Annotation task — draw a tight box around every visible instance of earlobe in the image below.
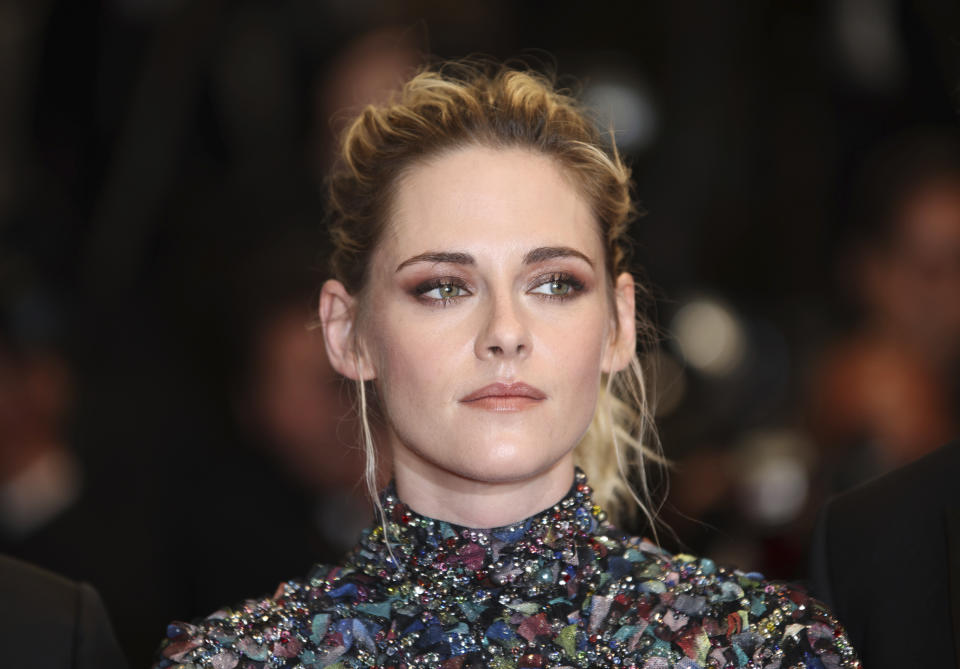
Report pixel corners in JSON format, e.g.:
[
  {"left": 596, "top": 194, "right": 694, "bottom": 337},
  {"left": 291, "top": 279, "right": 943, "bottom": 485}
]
[
  {"left": 602, "top": 272, "right": 637, "bottom": 374},
  {"left": 319, "top": 279, "right": 376, "bottom": 381}
]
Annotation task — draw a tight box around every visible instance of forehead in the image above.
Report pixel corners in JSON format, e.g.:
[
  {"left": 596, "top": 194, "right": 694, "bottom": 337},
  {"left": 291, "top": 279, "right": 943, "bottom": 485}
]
[{"left": 380, "top": 145, "right": 602, "bottom": 261}]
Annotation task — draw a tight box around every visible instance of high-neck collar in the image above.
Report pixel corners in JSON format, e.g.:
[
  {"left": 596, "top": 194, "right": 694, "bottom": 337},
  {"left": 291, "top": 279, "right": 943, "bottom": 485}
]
[{"left": 348, "top": 468, "right": 610, "bottom": 589}]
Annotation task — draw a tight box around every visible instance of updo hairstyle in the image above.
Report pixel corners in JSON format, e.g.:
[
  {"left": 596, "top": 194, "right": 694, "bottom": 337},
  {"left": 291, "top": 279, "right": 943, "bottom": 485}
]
[{"left": 325, "top": 59, "right": 662, "bottom": 529}]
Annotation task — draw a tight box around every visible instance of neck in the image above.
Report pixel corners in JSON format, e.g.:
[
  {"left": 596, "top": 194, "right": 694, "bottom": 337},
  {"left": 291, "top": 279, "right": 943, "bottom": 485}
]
[{"left": 391, "top": 453, "right": 575, "bottom": 528}]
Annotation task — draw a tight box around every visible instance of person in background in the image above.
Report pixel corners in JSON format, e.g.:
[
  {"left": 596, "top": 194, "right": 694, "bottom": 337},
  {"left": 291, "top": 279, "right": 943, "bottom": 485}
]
[
  {"left": 0, "top": 553, "right": 127, "bottom": 669},
  {"left": 810, "top": 128, "right": 960, "bottom": 490},
  {"left": 226, "top": 232, "right": 385, "bottom": 564},
  {"left": 808, "top": 128, "right": 960, "bottom": 668},
  {"left": 0, "top": 261, "right": 78, "bottom": 547},
  {"left": 810, "top": 438, "right": 960, "bottom": 668}
]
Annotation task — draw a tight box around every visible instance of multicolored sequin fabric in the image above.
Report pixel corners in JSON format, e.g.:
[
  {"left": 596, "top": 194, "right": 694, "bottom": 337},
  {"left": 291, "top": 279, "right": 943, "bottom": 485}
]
[{"left": 155, "top": 470, "right": 860, "bottom": 668}]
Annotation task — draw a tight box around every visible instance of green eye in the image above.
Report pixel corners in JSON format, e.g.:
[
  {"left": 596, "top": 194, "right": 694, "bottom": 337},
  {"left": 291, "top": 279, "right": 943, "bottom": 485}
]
[
  {"left": 422, "top": 282, "right": 467, "bottom": 300},
  {"left": 529, "top": 272, "right": 585, "bottom": 299},
  {"left": 532, "top": 278, "right": 573, "bottom": 296},
  {"left": 437, "top": 283, "right": 462, "bottom": 298}
]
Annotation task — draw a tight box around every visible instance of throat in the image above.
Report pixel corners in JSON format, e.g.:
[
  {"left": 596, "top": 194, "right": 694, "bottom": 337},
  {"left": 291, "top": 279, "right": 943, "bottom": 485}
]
[{"left": 391, "top": 456, "right": 576, "bottom": 528}]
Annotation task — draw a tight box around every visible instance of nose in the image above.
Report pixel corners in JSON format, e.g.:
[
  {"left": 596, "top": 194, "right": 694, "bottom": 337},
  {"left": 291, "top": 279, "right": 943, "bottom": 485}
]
[{"left": 475, "top": 292, "right": 532, "bottom": 360}]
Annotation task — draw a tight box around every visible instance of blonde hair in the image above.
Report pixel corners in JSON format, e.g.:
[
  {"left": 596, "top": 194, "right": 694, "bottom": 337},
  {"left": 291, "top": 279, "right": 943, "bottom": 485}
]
[{"left": 325, "top": 59, "right": 663, "bottom": 531}]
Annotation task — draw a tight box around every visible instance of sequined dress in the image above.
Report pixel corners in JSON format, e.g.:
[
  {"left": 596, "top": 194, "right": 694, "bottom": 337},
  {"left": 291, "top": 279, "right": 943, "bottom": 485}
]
[{"left": 155, "top": 471, "right": 860, "bottom": 668}]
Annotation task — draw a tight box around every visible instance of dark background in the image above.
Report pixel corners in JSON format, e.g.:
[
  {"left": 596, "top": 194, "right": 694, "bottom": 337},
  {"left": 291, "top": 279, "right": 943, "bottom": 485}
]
[{"left": 1, "top": 1, "right": 958, "bottom": 664}]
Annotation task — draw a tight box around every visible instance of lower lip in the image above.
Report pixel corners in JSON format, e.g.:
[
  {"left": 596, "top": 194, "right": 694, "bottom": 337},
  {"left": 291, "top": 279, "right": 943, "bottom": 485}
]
[{"left": 461, "top": 396, "right": 544, "bottom": 412}]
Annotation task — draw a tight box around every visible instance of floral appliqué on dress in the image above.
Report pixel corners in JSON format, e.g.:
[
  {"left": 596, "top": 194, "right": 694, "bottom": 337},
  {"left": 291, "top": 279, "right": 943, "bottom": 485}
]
[{"left": 155, "top": 470, "right": 860, "bottom": 668}]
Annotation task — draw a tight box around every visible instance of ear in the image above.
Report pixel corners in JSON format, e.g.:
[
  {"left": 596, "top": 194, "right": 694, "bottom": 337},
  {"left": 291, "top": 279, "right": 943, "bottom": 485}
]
[
  {"left": 319, "top": 279, "right": 377, "bottom": 381},
  {"left": 602, "top": 272, "right": 637, "bottom": 374}
]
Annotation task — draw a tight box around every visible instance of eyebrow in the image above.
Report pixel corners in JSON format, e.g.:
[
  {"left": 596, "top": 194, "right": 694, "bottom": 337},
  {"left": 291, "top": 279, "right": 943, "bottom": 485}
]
[
  {"left": 395, "top": 246, "right": 594, "bottom": 272},
  {"left": 522, "top": 246, "right": 594, "bottom": 268},
  {"left": 395, "top": 252, "right": 475, "bottom": 272}
]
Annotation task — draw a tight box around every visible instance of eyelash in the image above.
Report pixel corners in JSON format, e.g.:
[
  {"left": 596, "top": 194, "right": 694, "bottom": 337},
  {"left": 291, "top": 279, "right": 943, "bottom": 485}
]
[
  {"left": 528, "top": 272, "right": 586, "bottom": 301},
  {"left": 412, "top": 272, "right": 586, "bottom": 306},
  {"left": 413, "top": 277, "right": 471, "bottom": 306}
]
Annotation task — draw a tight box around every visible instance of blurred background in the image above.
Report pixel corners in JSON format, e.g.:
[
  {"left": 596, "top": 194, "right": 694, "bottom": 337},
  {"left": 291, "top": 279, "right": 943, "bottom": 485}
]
[{"left": 1, "top": 0, "right": 958, "bottom": 664}]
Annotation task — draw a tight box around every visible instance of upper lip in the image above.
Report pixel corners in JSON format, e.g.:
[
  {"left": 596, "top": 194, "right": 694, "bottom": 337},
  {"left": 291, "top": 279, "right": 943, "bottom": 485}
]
[{"left": 459, "top": 382, "right": 547, "bottom": 402}]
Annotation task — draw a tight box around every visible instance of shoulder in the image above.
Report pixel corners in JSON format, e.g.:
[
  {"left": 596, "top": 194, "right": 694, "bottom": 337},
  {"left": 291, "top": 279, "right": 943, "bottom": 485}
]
[
  {"left": 809, "top": 441, "right": 959, "bottom": 661},
  {"left": 826, "top": 439, "right": 960, "bottom": 522},
  {"left": 153, "top": 564, "right": 356, "bottom": 669},
  {"left": 0, "top": 553, "right": 78, "bottom": 612},
  {"left": 0, "top": 554, "right": 127, "bottom": 669},
  {"left": 815, "top": 439, "right": 960, "bottom": 569},
  {"left": 0, "top": 553, "right": 111, "bottom": 626},
  {"left": 594, "top": 532, "right": 861, "bottom": 667}
]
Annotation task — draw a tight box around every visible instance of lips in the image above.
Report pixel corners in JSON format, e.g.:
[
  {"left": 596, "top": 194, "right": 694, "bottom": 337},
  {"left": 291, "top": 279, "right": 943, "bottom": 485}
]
[{"left": 459, "top": 382, "right": 546, "bottom": 411}]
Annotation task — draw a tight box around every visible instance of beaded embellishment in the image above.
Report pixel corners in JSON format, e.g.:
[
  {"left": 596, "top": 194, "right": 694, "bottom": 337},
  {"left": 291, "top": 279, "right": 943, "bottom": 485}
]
[{"left": 156, "top": 470, "right": 860, "bottom": 668}]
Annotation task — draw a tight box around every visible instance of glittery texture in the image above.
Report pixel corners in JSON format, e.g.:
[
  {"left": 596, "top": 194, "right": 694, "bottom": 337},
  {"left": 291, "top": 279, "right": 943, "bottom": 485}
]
[{"left": 154, "top": 470, "right": 861, "bottom": 668}]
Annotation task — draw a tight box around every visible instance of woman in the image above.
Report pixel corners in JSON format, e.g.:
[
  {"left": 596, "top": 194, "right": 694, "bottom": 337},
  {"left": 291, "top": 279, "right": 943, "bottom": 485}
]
[{"left": 155, "top": 62, "right": 860, "bottom": 669}]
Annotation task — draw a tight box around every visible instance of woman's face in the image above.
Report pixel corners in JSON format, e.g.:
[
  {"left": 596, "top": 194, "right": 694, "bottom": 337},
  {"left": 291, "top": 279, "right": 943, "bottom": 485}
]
[{"left": 325, "top": 145, "right": 634, "bottom": 512}]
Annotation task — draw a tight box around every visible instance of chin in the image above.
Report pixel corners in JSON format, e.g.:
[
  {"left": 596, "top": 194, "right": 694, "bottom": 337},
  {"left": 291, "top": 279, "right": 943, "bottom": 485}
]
[{"left": 448, "top": 440, "right": 573, "bottom": 484}]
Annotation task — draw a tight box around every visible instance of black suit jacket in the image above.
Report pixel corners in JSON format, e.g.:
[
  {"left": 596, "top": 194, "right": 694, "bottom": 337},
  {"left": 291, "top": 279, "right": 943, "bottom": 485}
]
[
  {"left": 0, "top": 555, "right": 128, "bottom": 669},
  {"left": 810, "top": 439, "right": 960, "bottom": 668}
]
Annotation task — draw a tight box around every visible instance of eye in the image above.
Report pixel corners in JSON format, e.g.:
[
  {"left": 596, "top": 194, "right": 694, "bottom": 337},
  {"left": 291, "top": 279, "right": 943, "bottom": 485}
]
[
  {"left": 530, "top": 273, "right": 584, "bottom": 299},
  {"left": 414, "top": 279, "right": 472, "bottom": 303},
  {"left": 535, "top": 279, "right": 573, "bottom": 296},
  {"left": 426, "top": 283, "right": 466, "bottom": 299}
]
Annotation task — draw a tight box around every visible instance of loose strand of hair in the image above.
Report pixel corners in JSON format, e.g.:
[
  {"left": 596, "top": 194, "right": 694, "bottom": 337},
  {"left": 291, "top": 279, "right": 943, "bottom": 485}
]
[{"left": 354, "top": 356, "right": 399, "bottom": 570}]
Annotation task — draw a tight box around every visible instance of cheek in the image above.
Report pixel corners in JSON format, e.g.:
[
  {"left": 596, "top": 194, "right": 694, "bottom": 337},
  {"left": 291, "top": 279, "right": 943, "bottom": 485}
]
[
  {"left": 541, "top": 307, "right": 609, "bottom": 382},
  {"left": 370, "top": 314, "right": 463, "bottom": 412}
]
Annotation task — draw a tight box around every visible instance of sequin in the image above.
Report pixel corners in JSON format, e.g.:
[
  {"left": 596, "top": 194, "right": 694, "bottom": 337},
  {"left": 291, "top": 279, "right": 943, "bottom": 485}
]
[{"left": 153, "top": 469, "right": 861, "bottom": 669}]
